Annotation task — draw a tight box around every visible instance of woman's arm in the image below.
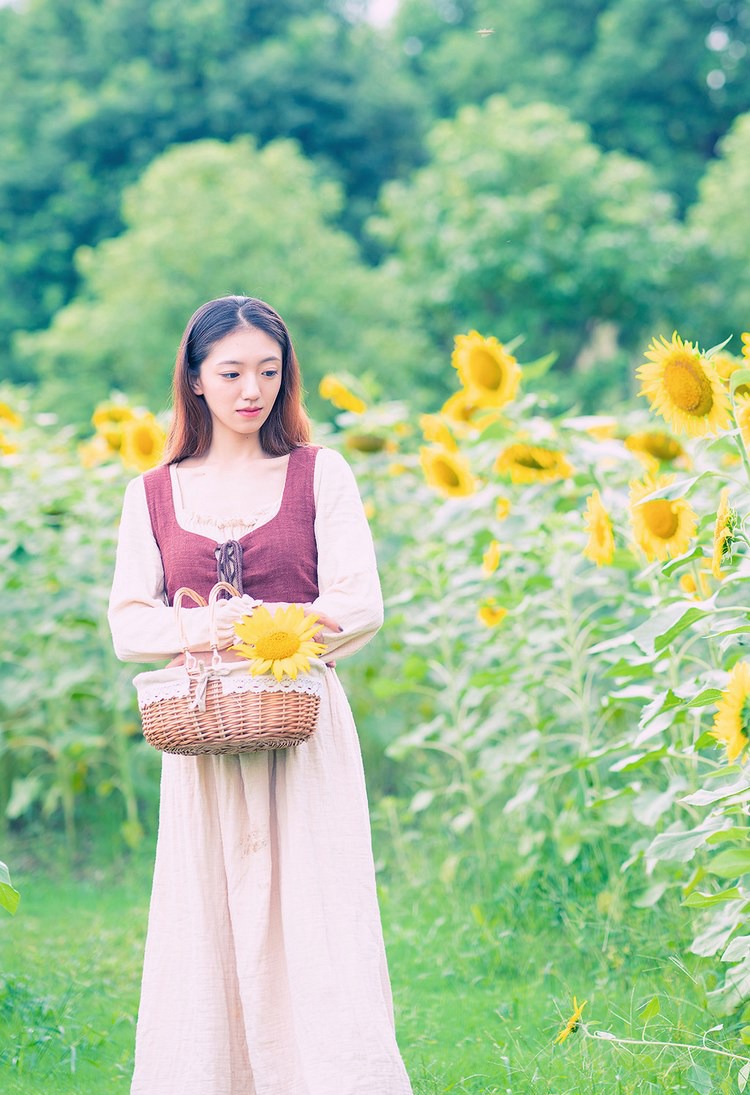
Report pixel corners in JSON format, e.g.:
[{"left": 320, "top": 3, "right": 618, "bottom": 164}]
[
  {"left": 107, "top": 477, "right": 252, "bottom": 663},
  {"left": 308, "top": 447, "right": 384, "bottom": 661}
]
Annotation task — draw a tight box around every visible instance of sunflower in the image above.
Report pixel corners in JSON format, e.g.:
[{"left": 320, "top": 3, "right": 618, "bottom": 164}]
[
  {"left": 494, "top": 443, "right": 573, "bottom": 484},
  {"left": 714, "top": 351, "right": 750, "bottom": 397},
  {"left": 451, "top": 330, "right": 522, "bottom": 409},
  {"left": 742, "top": 332, "right": 750, "bottom": 360},
  {"left": 554, "top": 997, "right": 587, "bottom": 1045},
  {"left": 92, "top": 401, "right": 136, "bottom": 450},
  {"left": 624, "top": 430, "right": 685, "bottom": 465},
  {"left": 319, "top": 375, "right": 366, "bottom": 415},
  {"left": 712, "top": 488, "right": 739, "bottom": 580},
  {"left": 419, "top": 413, "right": 458, "bottom": 451},
  {"left": 495, "top": 497, "right": 511, "bottom": 520},
  {"left": 481, "top": 540, "right": 501, "bottom": 576},
  {"left": 712, "top": 662, "right": 750, "bottom": 763},
  {"left": 679, "top": 573, "right": 698, "bottom": 597},
  {"left": 420, "top": 446, "right": 476, "bottom": 498},
  {"left": 344, "top": 432, "right": 388, "bottom": 453},
  {"left": 0, "top": 401, "right": 22, "bottom": 430},
  {"left": 629, "top": 474, "right": 697, "bottom": 562},
  {"left": 119, "top": 413, "right": 166, "bottom": 472},
  {"left": 79, "top": 433, "right": 114, "bottom": 468},
  {"left": 0, "top": 434, "right": 17, "bottom": 455},
  {"left": 232, "top": 604, "right": 327, "bottom": 681},
  {"left": 637, "top": 332, "right": 731, "bottom": 437},
  {"left": 478, "top": 598, "right": 507, "bottom": 627},
  {"left": 583, "top": 490, "right": 615, "bottom": 566},
  {"left": 441, "top": 389, "right": 477, "bottom": 425}
]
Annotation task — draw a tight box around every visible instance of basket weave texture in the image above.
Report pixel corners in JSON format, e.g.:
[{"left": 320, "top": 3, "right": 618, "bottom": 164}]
[
  {"left": 133, "top": 582, "right": 322, "bottom": 756},
  {"left": 140, "top": 679, "right": 320, "bottom": 755}
]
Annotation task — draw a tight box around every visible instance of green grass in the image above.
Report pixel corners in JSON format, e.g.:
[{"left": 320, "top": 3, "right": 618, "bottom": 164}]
[{"left": 1, "top": 808, "right": 749, "bottom": 1094}]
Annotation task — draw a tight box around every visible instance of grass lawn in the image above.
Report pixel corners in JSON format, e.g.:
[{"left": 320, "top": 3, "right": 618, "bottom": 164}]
[{"left": 1, "top": 806, "right": 748, "bottom": 1094}]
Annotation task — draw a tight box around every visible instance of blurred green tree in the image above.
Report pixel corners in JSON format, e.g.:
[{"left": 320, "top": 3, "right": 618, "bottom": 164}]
[
  {"left": 19, "top": 137, "right": 434, "bottom": 421},
  {"left": 674, "top": 112, "right": 750, "bottom": 352},
  {"left": 369, "top": 95, "right": 683, "bottom": 371},
  {"left": 392, "top": 0, "right": 750, "bottom": 209},
  {"left": 0, "top": 0, "right": 429, "bottom": 380}
]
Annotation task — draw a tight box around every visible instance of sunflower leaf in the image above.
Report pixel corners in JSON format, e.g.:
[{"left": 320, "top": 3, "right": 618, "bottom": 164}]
[
  {"left": 682, "top": 887, "right": 742, "bottom": 908},
  {"left": 706, "top": 849, "right": 750, "bottom": 879},
  {"left": 704, "top": 334, "right": 733, "bottom": 357}
]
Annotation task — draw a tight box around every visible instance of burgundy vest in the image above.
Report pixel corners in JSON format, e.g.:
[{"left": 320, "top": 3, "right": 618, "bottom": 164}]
[{"left": 142, "top": 445, "right": 320, "bottom": 606}]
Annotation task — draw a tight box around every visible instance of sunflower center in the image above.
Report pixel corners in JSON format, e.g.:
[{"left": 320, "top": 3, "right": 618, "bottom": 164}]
[
  {"left": 663, "top": 359, "right": 714, "bottom": 417},
  {"left": 254, "top": 630, "right": 301, "bottom": 661},
  {"left": 517, "top": 452, "right": 548, "bottom": 470},
  {"left": 643, "top": 433, "right": 681, "bottom": 460},
  {"left": 643, "top": 499, "right": 679, "bottom": 540},
  {"left": 436, "top": 458, "right": 461, "bottom": 488},
  {"left": 741, "top": 697, "right": 750, "bottom": 738},
  {"left": 470, "top": 350, "right": 503, "bottom": 392}
]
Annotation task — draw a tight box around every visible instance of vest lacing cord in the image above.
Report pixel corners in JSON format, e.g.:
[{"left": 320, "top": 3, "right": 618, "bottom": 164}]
[{"left": 215, "top": 539, "right": 245, "bottom": 595}]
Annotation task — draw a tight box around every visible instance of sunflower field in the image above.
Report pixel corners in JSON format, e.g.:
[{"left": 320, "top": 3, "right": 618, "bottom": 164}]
[{"left": 5, "top": 325, "right": 750, "bottom": 1088}]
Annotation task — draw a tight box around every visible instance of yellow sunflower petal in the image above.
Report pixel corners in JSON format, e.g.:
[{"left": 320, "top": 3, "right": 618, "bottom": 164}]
[
  {"left": 319, "top": 375, "right": 367, "bottom": 415},
  {"left": 637, "top": 332, "right": 732, "bottom": 437},
  {"left": 452, "top": 330, "right": 522, "bottom": 409},
  {"left": 629, "top": 474, "right": 697, "bottom": 562},
  {"left": 583, "top": 490, "right": 615, "bottom": 566},
  {"left": 419, "top": 446, "right": 476, "bottom": 498},
  {"left": 495, "top": 443, "right": 573, "bottom": 484},
  {"left": 712, "top": 662, "right": 750, "bottom": 763}
]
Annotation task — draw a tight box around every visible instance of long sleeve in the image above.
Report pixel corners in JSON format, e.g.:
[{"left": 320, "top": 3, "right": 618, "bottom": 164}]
[
  {"left": 108, "top": 477, "right": 253, "bottom": 662},
  {"left": 310, "top": 448, "right": 384, "bottom": 661}
]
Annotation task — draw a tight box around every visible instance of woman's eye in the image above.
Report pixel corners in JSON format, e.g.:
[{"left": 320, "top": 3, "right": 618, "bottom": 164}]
[
  {"left": 221, "top": 372, "right": 239, "bottom": 380},
  {"left": 262, "top": 370, "right": 279, "bottom": 378}
]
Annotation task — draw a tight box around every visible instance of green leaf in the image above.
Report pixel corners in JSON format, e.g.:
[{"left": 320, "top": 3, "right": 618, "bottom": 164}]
[
  {"left": 682, "top": 887, "right": 742, "bottom": 908},
  {"left": 610, "top": 747, "right": 667, "bottom": 773},
  {"left": 707, "top": 849, "right": 750, "bottom": 879},
  {"left": 638, "top": 995, "right": 660, "bottom": 1021},
  {"left": 0, "top": 861, "right": 19, "bottom": 916},
  {"left": 706, "top": 827, "right": 750, "bottom": 845},
  {"left": 631, "top": 603, "right": 712, "bottom": 657},
  {"left": 520, "top": 351, "right": 557, "bottom": 380},
  {"left": 687, "top": 1063, "right": 713, "bottom": 1094},
  {"left": 721, "top": 935, "right": 750, "bottom": 963},
  {"left": 647, "top": 822, "right": 722, "bottom": 863},
  {"left": 739, "top": 1059, "right": 750, "bottom": 1091}
]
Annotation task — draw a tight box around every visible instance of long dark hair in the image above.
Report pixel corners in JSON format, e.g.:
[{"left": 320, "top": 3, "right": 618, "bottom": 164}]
[{"left": 164, "top": 296, "right": 310, "bottom": 462}]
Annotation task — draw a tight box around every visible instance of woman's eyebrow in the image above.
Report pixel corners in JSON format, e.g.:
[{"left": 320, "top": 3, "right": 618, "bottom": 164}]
[{"left": 213, "top": 354, "right": 282, "bottom": 366}]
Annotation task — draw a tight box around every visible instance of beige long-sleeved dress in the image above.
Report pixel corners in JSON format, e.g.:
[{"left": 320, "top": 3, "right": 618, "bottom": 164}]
[{"left": 108, "top": 447, "right": 412, "bottom": 1095}]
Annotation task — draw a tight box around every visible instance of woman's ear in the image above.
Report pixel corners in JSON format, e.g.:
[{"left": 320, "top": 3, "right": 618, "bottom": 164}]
[{"left": 190, "top": 374, "right": 203, "bottom": 396}]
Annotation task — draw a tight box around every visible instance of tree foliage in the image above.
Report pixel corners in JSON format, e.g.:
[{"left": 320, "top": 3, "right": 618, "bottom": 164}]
[
  {"left": 370, "top": 96, "right": 682, "bottom": 370},
  {"left": 0, "top": 0, "right": 429, "bottom": 377},
  {"left": 679, "top": 112, "right": 750, "bottom": 351},
  {"left": 393, "top": 0, "right": 750, "bottom": 207},
  {"left": 20, "top": 137, "right": 433, "bottom": 421}
]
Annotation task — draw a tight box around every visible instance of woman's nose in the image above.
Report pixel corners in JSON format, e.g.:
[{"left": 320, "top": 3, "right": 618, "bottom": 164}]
[{"left": 241, "top": 374, "right": 260, "bottom": 400}]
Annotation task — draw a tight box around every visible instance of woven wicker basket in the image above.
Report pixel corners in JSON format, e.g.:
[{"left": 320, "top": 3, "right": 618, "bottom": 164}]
[{"left": 133, "top": 582, "right": 322, "bottom": 755}]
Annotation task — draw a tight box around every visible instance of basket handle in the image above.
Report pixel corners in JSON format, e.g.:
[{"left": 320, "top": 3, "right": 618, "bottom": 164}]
[
  {"left": 207, "top": 581, "right": 243, "bottom": 666},
  {"left": 173, "top": 587, "right": 207, "bottom": 662}
]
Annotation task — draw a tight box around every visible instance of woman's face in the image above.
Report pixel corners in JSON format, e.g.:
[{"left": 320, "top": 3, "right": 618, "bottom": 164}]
[{"left": 192, "top": 326, "right": 283, "bottom": 446}]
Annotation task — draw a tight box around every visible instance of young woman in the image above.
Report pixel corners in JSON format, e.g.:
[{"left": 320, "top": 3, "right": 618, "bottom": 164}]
[{"left": 108, "top": 296, "right": 413, "bottom": 1095}]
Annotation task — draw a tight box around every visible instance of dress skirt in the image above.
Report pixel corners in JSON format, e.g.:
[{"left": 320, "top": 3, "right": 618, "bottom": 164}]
[{"left": 130, "top": 669, "right": 412, "bottom": 1095}]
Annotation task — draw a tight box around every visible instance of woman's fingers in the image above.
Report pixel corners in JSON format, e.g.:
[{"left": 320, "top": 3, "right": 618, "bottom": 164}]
[{"left": 311, "top": 611, "right": 342, "bottom": 634}]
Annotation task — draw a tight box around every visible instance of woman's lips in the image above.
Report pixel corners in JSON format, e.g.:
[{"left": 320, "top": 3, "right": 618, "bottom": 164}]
[{"left": 237, "top": 408, "right": 262, "bottom": 417}]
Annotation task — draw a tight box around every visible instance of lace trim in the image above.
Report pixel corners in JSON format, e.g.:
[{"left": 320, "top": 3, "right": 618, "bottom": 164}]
[
  {"left": 136, "top": 670, "right": 324, "bottom": 707},
  {"left": 188, "top": 503, "right": 278, "bottom": 533}
]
